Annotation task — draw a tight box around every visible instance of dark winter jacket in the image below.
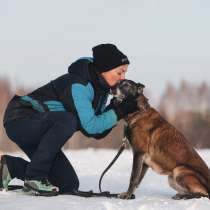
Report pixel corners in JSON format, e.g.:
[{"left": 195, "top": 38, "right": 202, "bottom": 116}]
[{"left": 3, "top": 57, "right": 118, "bottom": 139}]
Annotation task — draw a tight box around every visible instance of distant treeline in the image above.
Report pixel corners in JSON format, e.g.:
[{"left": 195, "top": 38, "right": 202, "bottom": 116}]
[{"left": 0, "top": 77, "right": 210, "bottom": 152}]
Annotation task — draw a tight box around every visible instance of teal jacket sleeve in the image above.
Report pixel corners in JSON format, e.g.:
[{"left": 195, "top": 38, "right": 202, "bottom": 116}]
[{"left": 71, "top": 83, "right": 118, "bottom": 134}]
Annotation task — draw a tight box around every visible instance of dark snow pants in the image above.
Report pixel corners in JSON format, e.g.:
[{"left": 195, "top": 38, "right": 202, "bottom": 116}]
[{"left": 4, "top": 111, "right": 79, "bottom": 193}]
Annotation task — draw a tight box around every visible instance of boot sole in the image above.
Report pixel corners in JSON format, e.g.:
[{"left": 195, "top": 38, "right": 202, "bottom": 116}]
[{"left": 23, "top": 184, "right": 58, "bottom": 197}]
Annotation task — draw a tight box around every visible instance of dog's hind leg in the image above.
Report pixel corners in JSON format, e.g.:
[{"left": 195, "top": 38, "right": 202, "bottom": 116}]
[
  {"left": 168, "top": 166, "right": 209, "bottom": 200},
  {"left": 119, "top": 152, "right": 144, "bottom": 199}
]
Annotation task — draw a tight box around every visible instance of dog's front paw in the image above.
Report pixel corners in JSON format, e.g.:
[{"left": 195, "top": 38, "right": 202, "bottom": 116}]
[{"left": 118, "top": 192, "right": 135, "bottom": 199}]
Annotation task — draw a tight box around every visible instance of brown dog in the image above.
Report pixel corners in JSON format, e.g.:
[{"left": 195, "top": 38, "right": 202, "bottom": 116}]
[{"left": 112, "top": 80, "right": 210, "bottom": 200}]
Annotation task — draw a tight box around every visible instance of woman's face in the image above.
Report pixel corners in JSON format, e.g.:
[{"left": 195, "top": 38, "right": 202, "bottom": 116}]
[{"left": 101, "top": 64, "right": 128, "bottom": 87}]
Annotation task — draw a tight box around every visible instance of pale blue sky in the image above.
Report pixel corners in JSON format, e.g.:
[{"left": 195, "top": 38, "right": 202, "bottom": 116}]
[{"left": 1, "top": 0, "right": 210, "bottom": 99}]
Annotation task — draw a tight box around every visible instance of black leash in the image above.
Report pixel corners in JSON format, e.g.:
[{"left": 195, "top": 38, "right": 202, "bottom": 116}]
[
  {"left": 69, "top": 190, "right": 119, "bottom": 198},
  {"left": 2, "top": 187, "right": 120, "bottom": 198},
  {"left": 98, "top": 125, "right": 129, "bottom": 193}
]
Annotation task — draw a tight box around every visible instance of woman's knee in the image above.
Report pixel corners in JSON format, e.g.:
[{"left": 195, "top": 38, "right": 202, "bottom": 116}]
[{"left": 4, "top": 120, "right": 21, "bottom": 143}]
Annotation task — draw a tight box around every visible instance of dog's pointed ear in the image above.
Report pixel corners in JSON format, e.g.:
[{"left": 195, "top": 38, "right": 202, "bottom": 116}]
[{"left": 137, "top": 83, "right": 145, "bottom": 94}]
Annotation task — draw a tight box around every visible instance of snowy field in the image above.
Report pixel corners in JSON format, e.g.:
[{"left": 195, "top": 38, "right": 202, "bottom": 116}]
[{"left": 0, "top": 149, "right": 210, "bottom": 210}]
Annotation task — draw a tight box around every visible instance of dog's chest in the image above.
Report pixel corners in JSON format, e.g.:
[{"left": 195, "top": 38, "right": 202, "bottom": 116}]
[{"left": 143, "top": 153, "right": 167, "bottom": 175}]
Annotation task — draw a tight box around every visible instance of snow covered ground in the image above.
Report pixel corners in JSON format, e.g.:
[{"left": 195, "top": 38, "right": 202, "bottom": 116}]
[{"left": 0, "top": 149, "right": 210, "bottom": 210}]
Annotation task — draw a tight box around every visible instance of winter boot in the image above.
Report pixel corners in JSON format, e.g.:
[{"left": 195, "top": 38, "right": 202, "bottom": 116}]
[
  {"left": 0, "top": 155, "right": 12, "bottom": 191},
  {"left": 23, "top": 178, "right": 59, "bottom": 196}
]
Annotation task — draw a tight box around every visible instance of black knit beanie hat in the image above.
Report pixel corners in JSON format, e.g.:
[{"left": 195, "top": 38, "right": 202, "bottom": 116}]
[{"left": 92, "top": 43, "right": 130, "bottom": 73}]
